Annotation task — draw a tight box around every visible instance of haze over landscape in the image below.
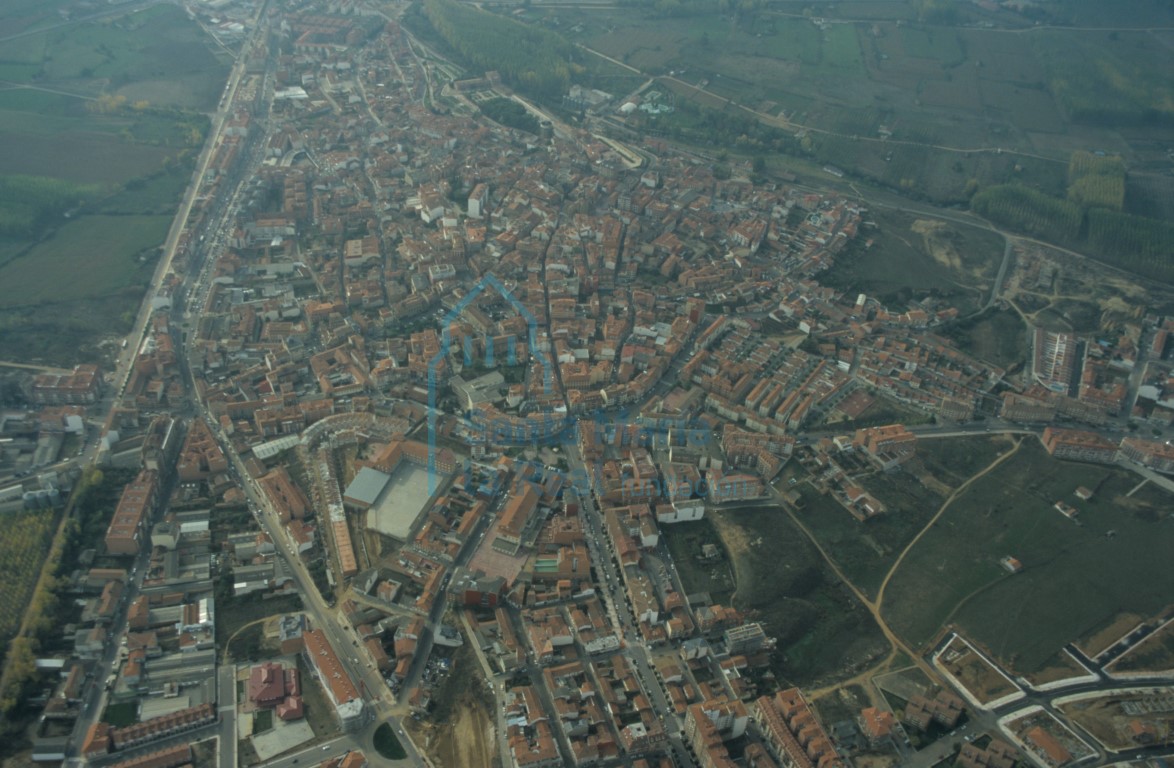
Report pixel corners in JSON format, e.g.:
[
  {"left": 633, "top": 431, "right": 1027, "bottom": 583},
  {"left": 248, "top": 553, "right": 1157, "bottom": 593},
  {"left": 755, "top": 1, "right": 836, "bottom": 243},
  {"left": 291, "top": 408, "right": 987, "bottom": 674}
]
[{"left": 0, "top": 1, "right": 1171, "bottom": 767}]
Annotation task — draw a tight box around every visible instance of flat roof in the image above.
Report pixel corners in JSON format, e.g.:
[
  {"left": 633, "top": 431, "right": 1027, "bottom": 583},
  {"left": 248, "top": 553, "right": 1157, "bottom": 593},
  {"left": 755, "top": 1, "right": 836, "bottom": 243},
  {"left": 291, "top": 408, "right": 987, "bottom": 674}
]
[
  {"left": 343, "top": 467, "right": 390, "bottom": 507},
  {"left": 365, "top": 462, "right": 435, "bottom": 540}
]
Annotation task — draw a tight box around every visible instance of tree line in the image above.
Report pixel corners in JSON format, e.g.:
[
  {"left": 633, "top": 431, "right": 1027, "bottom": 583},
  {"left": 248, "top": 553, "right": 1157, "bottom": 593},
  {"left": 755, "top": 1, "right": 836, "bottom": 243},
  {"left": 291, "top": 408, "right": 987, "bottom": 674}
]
[
  {"left": 972, "top": 183, "right": 1174, "bottom": 283},
  {"left": 421, "top": 0, "right": 574, "bottom": 101},
  {"left": 480, "top": 97, "right": 539, "bottom": 134}
]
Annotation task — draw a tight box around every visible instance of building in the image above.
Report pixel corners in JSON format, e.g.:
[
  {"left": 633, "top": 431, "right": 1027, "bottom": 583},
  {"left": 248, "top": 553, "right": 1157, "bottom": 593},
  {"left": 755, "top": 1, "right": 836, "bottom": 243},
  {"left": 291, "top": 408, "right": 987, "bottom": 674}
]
[
  {"left": 1033, "top": 329, "right": 1079, "bottom": 394},
  {"left": 958, "top": 738, "right": 1018, "bottom": 768},
  {"left": 246, "top": 661, "right": 304, "bottom": 720},
  {"left": 107, "top": 744, "right": 192, "bottom": 768},
  {"left": 903, "top": 690, "right": 964, "bottom": 731},
  {"left": 31, "top": 364, "right": 102, "bottom": 404},
  {"left": 852, "top": 424, "right": 916, "bottom": 468},
  {"left": 1118, "top": 437, "right": 1174, "bottom": 474},
  {"left": 1024, "top": 725, "right": 1073, "bottom": 767},
  {"left": 723, "top": 623, "right": 773, "bottom": 656},
  {"left": 754, "top": 688, "right": 843, "bottom": 768},
  {"left": 1041, "top": 427, "right": 1118, "bottom": 464},
  {"left": 685, "top": 696, "right": 749, "bottom": 768},
  {"left": 468, "top": 183, "right": 489, "bottom": 219},
  {"left": 448, "top": 566, "right": 505, "bottom": 608},
  {"left": 496, "top": 482, "right": 540, "bottom": 553},
  {"left": 105, "top": 470, "right": 159, "bottom": 555},
  {"left": 342, "top": 466, "right": 391, "bottom": 510},
  {"left": 858, "top": 707, "right": 895, "bottom": 745},
  {"left": 452, "top": 371, "right": 506, "bottom": 411},
  {"left": 302, "top": 629, "right": 366, "bottom": 731}
]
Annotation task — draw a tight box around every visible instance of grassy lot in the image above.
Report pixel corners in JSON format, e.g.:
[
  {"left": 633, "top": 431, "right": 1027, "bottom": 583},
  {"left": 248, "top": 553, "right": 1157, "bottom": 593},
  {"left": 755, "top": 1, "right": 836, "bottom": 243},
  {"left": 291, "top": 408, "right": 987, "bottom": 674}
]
[
  {"left": 939, "top": 308, "right": 1027, "bottom": 371},
  {"left": 789, "top": 467, "right": 945, "bottom": 600},
  {"left": 818, "top": 210, "right": 1003, "bottom": 315},
  {"left": 216, "top": 593, "right": 303, "bottom": 656},
  {"left": 660, "top": 518, "right": 735, "bottom": 604},
  {"left": 881, "top": 439, "right": 1174, "bottom": 673},
  {"left": 373, "top": 723, "right": 408, "bottom": 760},
  {"left": 710, "top": 505, "right": 889, "bottom": 687},
  {"left": 0, "top": 214, "right": 168, "bottom": 306},
  {"left": 102, "top": 700, "right": 138, "bottom": 727},
  {"left": 296, "top": 656, "right": 342, "bottom": 739},
  {"left": 253, "top": 708, "right": 273, "bottom": 734},
  {"left": 913, "top": 435, "right": 1014, "bottom": 489}
]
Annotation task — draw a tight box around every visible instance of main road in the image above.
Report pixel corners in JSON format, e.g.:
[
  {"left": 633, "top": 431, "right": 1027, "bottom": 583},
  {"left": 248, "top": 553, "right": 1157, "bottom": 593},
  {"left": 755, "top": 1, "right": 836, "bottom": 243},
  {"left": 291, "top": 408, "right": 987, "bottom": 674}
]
[{"left": 106, "top": 0, "right": 263, "bottom": 417}]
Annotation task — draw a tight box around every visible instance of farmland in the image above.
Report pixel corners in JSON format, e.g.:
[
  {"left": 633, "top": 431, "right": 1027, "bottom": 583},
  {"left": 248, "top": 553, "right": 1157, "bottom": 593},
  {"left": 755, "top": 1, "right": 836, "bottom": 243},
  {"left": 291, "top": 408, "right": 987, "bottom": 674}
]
[
  {"left": 499, "top": 0, "right": 1174, "bottom": 272},
  {"left": 0, "top": 0, "right": 225, "bottom": 364},
  {"left": 881, "top": 439, "right": 1174, "bottom": 674},
  {"left": 0, "top": 509, "right": 57, "bottom": 652},
  {"left": 0, "top": 214, "right": 169, "bottom": 306}
]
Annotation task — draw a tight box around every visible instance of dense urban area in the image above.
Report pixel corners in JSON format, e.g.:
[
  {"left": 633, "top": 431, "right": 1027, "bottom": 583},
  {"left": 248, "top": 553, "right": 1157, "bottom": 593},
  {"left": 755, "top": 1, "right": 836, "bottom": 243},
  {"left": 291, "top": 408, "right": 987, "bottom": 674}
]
[{"left": 0, "top": 1, "right": 1171, "bottom": 768}]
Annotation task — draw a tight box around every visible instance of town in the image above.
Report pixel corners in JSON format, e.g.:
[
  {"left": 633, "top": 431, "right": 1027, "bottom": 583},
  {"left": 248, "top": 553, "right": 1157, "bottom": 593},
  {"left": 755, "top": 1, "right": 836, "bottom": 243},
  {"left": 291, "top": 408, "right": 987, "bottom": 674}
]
[{"left": 0, "top": 1, "right": 1172, "bottom": 768}]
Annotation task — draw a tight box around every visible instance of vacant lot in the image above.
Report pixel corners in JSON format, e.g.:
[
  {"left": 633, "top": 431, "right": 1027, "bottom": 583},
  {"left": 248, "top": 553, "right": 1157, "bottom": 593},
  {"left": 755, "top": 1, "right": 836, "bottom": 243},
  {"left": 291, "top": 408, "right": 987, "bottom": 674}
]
[
  {"left": 882, "top": 439, "right": 1174, "bottom": 673},
  {"left": 939, "top": 635, "right": 1019, "bottom": 704},
  {"left": 710, "top": 505, "right": 888, "bottom": 687},
  {"left": 940, "top": 308, "right": 1027, "bottom": 370},
  {"left": 411, "top": 644, "right": 495, "bottom": 768},
  {"left": 660, "top": 518, "right": 735, "bottom": 604},
  {"left": 819, "top": 210, "right": 1003, "bottom": 315},
  {"left": 790, "top": 471, "right": 945, "bottom": 600},
  {"left": 1108, "top": 620, "right": 1174, "bottom": 675}
]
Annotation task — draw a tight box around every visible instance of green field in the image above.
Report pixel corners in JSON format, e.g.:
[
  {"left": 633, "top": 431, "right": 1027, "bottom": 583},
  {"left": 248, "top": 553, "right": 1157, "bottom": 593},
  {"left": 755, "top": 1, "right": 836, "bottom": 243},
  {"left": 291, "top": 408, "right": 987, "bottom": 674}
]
[
  {"left": 786, "top": 455, "right": 969, "bottom": 601},
  {"left": 818, "top": 210, "right": 1004, "bottom": 315},
  {"left": 0, "top": 0, "right": 224, "bottom": 365},
  {"left": 881, "top": 439, "right": 1174, "bottom": 673},
  {"left": 0, "top": 214, "right": 169, "bottom": 306},
  {"left": 940, "top": 307, "right": 1027, "bottom": 371},
  {"left": 373, "top": 723, "right": 408, "bottom": 760},
  {"left": 6, "top": 5, "right": 229, "bottom": 109},
  {"left": 102, "top": 701, "right": 138, "bottom": 727},
  {"left": 711, "top": 505, "right": 888, "bottom": 687}
]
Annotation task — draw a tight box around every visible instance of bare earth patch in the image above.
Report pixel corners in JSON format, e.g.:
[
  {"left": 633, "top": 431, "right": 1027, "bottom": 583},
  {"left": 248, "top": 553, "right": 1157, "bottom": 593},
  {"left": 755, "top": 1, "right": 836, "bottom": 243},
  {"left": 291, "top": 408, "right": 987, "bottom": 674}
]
[
  {"left": 1076, "top": 612, "right": 1145, "bottom": 659},
  {"left": 911, "top": 219, "right": 963, "bottom": 272}
]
